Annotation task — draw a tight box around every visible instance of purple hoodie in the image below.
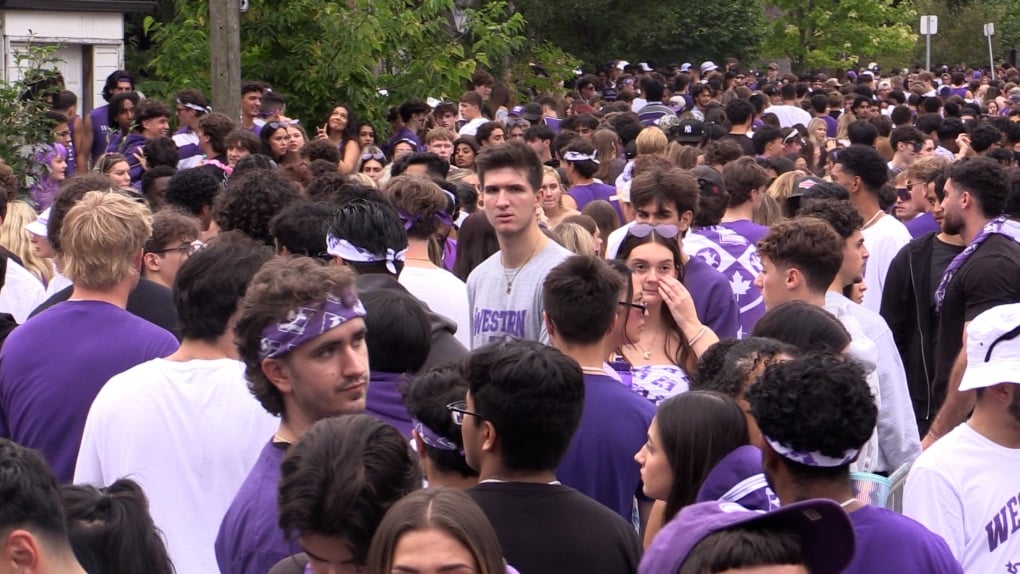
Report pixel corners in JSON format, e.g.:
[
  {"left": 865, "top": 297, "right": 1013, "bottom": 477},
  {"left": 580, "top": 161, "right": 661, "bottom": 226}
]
[
  {"left": 365, "top": 372, "right": 413, "bottom": 438},
  {"left": 696, "top": 445, "right": 778, "bottom": 511}
]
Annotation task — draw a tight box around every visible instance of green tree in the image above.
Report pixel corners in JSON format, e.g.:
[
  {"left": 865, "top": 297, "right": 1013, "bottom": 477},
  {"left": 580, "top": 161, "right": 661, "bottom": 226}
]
[
  {"left": 763, "top": 0, "right": 917, "bottom": 72},
  {"left": 135, "top": 0, "right": 575, "bottom": 130},
  {"left": 0, "top": 39, "right": 63, "bottom": 195},
  {"left": 510, "top": 0, "right": 766, "bottom": 69}
]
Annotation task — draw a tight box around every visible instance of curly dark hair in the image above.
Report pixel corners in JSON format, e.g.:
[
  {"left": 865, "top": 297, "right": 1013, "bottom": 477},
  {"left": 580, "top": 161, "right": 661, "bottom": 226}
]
[
  {"left": 301, "top": 138, "right": 341, "bottom": 164},
  {"left": 691, "top": 337, "right": 797, "bottom": 399},
  {"left": 747, "top": 352, "right": 877, "bottom": 477},
  {"left": 214, "top": 169, "right": 299, "bottom": 245},
  {"left": 164, "top": 167, "right": 222, "bottom": 218},
  {"left": 142, "top": 137, "right": 179, "bottom": 170},
  {"left": 691, "top": 339, "right": 743, "bottom": 391},
  {"left": 277, "top": 416, "right": 421, "bottom": 564},
  {"left": 756, "top": 218, "right": 843, "bottom": 294},
  {"left": 946, "top": 156, "right": 1009, "bottom": 218}
]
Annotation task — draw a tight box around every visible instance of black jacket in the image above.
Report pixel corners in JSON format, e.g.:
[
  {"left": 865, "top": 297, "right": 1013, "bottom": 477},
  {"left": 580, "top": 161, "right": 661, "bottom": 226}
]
[
  {"left": 356, "top": 273, "right": 467, "bottom": 369},
  {"left": 880, "top": 232, "right": 940, "bottom": 434}
]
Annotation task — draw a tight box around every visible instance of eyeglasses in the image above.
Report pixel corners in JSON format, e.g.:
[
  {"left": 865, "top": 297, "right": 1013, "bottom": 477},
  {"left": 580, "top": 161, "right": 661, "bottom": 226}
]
[
  {"left": 895, "top": 187, "right": 911, "bottom": 201},
  {"left": 627, "top": 223, "right": 680, "bottom": 240},
  {"left": 984, "top": 324, "right": 1020, "bottom": 362},
  {"left": 446, "top": 400, "right": 484, "bottom": 426},
  {"left": 619, "top": 301, "right": 648, "bottom": 316},
  {"left": 152, "top": 240, "right": 204, "bottom": 256}
]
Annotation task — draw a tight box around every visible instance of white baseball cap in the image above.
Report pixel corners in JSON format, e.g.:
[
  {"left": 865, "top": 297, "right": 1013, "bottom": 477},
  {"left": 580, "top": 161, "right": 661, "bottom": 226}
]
[
  {"left": 700, "top": 61, "right": 718, "bottom": 74},
  {"left": 960, "top": 303, "right": 1020, "bottom": 390},
  {"left": 25, "top": 207, "right": 50, "bottom": 238}
]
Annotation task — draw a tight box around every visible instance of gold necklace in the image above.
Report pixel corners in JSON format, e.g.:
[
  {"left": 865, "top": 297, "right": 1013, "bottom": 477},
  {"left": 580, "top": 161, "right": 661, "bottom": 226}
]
[
  {"left": 628, "top": 332, "right": 659, "bottom": 361},
  {"left": 862, "top": 209, "right": 883, "bottom": 230},
  {"left": 501, "top": 238, "right": 541, "bottom": 295}
]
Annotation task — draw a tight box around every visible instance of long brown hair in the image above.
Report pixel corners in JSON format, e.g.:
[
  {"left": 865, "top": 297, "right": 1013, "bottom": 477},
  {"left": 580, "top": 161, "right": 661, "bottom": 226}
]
[{"left": 365, "top": 488, "right": 506, "bottom": 574}]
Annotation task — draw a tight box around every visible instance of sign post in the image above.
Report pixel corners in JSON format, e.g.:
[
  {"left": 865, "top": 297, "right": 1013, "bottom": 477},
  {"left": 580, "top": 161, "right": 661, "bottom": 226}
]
[
  {"left": 984, "top": 23, "right": 996, "bottom": 81},
  {"left": 921, "top": 15, "right": 937, "bottom": 72}
]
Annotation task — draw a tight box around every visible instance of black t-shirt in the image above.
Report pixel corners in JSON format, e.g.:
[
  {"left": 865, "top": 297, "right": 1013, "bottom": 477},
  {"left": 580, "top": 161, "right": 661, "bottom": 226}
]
[
  {"left": 467, "top": 482, "right": 641, "bottom": 574},
  {"left": 721, "top": 133, "right": 756, "bottom": 156},
  {"left": 934, "top": 233, "right": 1020, "bottom": 403},
  {"left": 30, "top": 277, "right": 180, "bottom": 339},
  {"left": 928, "top": 237, "right": 966, "bottom": 304}
]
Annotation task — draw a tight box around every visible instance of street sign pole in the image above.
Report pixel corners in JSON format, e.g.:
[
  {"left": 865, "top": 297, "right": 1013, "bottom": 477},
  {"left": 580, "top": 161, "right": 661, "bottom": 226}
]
[
  {"left": 985, "top": 23, "right": 996, "bottom": 81},
  {"left": 921, "top": 15, "right": 938, "bottom": 71}
]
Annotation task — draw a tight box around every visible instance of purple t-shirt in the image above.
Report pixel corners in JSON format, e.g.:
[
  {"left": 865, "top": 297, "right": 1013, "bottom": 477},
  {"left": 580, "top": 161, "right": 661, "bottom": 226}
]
[
  {"left": 823, "top": 114, "right": 838, "bottom": 137},
  {"left": 557, "top": 373, "right": 655, "bottom": 520},
  {"left": 689, "top": 220, "right": 768, "bottom": 338},
  {"left": 89, "top": 105, "right": 112, "bottom": 163},
  {"left": 365, "top": 372, "right": 413, "bottom": 438},
  {"left": 0, "top": 300, "right": 178, "bottom": 482},
  {"left": 567, "top": 182, "right": 623, "bottom": 221},
  {"left": 905, "top": 212, "right": 941, "bottom": 239},
  {"left": 683, "top": 256, "right": 740, "bottom": 339},
  {"left": 846, "top": 505, "right": 962, "bottom": 573},
  {"left": 696, "top": 445, "right": 777, "bottom": 511},
  {"left": 215, "top": 440, "right": 299, "bottom": 574}
]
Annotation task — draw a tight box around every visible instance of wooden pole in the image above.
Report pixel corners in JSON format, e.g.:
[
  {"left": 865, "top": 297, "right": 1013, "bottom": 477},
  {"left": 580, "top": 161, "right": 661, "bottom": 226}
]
[{"left": 209, "top": 0, "right": 241, "bottom": 123}]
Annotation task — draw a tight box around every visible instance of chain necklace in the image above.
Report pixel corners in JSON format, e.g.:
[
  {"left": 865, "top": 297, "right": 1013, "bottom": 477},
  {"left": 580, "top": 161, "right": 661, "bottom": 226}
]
[
  {"left": 861, "top": 209, "right": 883, "bottom": 230},
  {"left": 502, "top": 238, "right": 541, "bottom": 295}
]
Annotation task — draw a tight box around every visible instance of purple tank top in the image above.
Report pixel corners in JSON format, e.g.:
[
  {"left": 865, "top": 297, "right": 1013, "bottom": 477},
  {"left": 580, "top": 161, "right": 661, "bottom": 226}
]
[{"left": 89, "top": 105, "right": 111, "bottom": 163}]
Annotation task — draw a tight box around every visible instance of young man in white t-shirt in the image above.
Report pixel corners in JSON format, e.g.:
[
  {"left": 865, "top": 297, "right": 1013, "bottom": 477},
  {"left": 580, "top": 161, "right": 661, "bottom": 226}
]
[
  {"left": 904, "top": 303, "right": 1020, "bottom": 573},
  {"left": 830, "top": 144, "right": 911, "bottom": 313},
  {"left": 75, "top": 235, "right": 279, "bottom": 574},
  {"left": 466, "top": 141, "right": 571, "bottom": 348}
]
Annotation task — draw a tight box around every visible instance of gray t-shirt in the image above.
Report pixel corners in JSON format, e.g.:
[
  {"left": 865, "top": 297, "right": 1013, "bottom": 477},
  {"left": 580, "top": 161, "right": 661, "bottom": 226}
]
[{"left": 466, "top": 240, "right": 572, "bottom": 349}]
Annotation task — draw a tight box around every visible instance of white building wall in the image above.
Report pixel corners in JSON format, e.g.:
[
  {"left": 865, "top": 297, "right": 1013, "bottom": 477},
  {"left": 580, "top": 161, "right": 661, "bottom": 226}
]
[{"left": 2, "top": 10, "right": 123, "bottom": 112}]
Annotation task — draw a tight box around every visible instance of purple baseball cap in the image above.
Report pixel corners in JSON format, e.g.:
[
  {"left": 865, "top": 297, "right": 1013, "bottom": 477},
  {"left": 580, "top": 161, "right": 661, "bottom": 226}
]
[{"left": 638, "top": 499, "right": 855, "bottom": 574}]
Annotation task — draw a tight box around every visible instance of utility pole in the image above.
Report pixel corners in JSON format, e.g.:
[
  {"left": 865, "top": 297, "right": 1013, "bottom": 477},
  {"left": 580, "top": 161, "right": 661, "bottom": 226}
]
[{"left": 210, "top": 0, "right": 241, "bottom": 122}]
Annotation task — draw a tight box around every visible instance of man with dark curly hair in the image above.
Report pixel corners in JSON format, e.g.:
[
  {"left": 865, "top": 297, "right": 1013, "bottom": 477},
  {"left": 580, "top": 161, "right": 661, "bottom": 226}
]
[
  {"left": 213, "top": 169, "right": 299, "bottom": 246},
  {"left": 747, "top": 353, "right": 961, "bottom": 573},
  {"left": 214, "top": 256, "right": 369, "bottom": 574}
]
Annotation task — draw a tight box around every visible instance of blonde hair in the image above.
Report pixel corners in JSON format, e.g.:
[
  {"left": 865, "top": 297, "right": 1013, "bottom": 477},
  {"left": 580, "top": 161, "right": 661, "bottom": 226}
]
[
  {"left": 753, "top": 193, "right": 783, "bottom": 226},
  {"left": 765, "top": 171, "right": 803, "bottom": 206},
  {"left": 0, "top": 200, "right": 54, "bottom": 284},
  {"left": 636, "top": 126, "right": 669, "bottom": 156},
  {"left": 668, "top": 141, "right": 699, "bottom": 169},
  {"left": 347, "top": 172, "right": 377, "bottom": 188},
  {"left": 60, "top": 191, "right": 152, "bottom": 289},
  {"left": 553, "top": 222, "right": 597, "bottom": 256}
]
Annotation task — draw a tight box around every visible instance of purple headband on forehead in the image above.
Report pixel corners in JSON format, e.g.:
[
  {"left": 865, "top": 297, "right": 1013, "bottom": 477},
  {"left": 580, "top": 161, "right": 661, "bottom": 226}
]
[
  {"left": 258, "top": 289, "right": 366, "bottom": 361},
  {"left": 412, "top": 419, "right": 463, "bottom": 454}
]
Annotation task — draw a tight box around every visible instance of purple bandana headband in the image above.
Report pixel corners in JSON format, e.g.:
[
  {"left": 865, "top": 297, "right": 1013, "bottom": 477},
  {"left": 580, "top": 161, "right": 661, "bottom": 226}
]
[
  {"left": 176, "top": 99, "right": 212, "bottom": 114},
  {"left": 412, "top": 419, "right": 463, "bottom": 454},
  {"left": 258, "top": 289, "right": 366, "bottom": 360},
  {"left": 763, "top": 435, "right": 858, "bottom": 468},
  {"left": 397, "top": 209, "right": 455, "bottom": 231}
]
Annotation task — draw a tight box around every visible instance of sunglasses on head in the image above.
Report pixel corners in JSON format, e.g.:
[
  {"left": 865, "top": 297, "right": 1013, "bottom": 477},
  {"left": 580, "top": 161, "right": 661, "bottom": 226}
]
[
  {"left": 627, "top": 223, "right": 680, "bottom": 240},
  {"left": 266, "top": 121, "right": 291, "bottom": 130},
  {"left": 361, "top": 151, "right": 385, "bottom": 162}
]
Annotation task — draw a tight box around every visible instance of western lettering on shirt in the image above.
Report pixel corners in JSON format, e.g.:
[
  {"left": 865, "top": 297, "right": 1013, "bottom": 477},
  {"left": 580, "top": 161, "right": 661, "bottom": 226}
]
[
  {"left": 473, "top": 308, "right": 527, "bottom": 340},
  {"left": 985, "top": 491, "right": 1020, "bottom": 552}
]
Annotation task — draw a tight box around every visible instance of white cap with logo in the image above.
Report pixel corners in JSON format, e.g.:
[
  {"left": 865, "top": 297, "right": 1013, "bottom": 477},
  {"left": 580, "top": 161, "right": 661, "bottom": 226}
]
[{"left": 960, "top": 303, "right": 1020, "bottom": 391}]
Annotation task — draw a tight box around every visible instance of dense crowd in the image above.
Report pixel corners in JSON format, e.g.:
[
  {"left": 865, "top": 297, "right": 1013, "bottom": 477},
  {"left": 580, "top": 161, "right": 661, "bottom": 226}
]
[{"left": 1, "top": 57, "right": 1019, "bottom": 573}]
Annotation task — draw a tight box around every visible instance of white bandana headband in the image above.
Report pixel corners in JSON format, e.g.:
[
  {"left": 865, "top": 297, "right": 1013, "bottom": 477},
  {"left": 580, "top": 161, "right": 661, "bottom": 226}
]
[
  {"left": 563, "top": 150, "right": 599, "bottom": 164},
  {"left": 764, "top": 435, "right": 859, "bottom": 468},
  {"left": 326, "top": 234, "right": 407, "bottom": 274}
]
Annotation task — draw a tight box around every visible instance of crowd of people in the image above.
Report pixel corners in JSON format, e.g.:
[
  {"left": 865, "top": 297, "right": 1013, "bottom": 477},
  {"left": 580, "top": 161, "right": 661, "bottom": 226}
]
[{"left": 1, "top": 56, "right": 1019, "bottom": 573}]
